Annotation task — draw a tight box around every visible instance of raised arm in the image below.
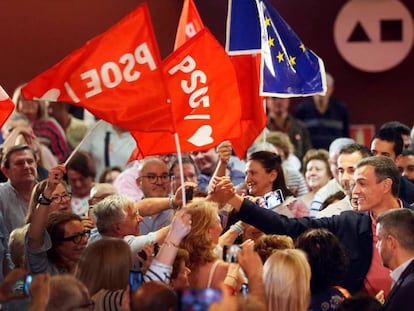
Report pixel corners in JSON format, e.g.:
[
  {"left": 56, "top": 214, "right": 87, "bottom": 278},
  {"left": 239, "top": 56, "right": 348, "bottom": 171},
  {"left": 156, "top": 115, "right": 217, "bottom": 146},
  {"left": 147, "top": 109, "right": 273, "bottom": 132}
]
[
  {"left": 135, "top": 182, "right": 197, "bottom": 216},
  {"left": 27, "top": 165, "right": 66, "bottom": 249},
  {"left": 237, "top": 240, "right": 266, "bottom": 305},
  {"left": 144, "top": 208, "right": 191, "bottom": 284},
  {"left": 207, "top": 141, "right": 232, "bottom": 192}
]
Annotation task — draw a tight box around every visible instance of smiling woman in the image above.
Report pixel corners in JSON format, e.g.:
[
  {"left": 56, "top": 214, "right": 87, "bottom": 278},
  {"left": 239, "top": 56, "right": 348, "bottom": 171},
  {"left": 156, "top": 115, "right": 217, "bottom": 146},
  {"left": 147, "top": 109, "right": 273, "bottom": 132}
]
[
  {"left": 25, "top": 179, "right": 72, "bottom": 224},
  {"left": 25, "top": 165, "right": 89, "bottom": 275},
  {"left": 245, "top": 150, "right": 309, "bottom": 217}
]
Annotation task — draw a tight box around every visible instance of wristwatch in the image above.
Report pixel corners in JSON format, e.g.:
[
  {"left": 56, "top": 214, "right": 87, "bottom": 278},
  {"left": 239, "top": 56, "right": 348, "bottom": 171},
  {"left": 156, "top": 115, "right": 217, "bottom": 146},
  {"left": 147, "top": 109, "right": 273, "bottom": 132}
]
[{"left": 37, "top": 193, "right": 53, "bottom": 206}]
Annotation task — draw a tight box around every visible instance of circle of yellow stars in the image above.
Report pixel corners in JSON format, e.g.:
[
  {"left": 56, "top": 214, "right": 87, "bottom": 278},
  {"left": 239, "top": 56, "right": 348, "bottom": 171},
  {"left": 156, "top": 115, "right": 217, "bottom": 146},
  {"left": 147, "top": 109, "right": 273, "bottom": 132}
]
[{"left": 265, "top": 16, "right": 307, "bottom": 67}]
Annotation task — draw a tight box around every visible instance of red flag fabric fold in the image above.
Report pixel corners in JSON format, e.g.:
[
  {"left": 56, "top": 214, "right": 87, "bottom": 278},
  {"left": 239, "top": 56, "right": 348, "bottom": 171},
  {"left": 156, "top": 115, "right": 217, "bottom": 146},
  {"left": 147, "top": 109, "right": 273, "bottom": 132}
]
[
  {"left": 133, "top": 28, "right": 242, "bottom": 156},
  {"left": 174, "top": 0, "right": 204, "bottom": 50},
  {"left": 21, "top": 4, "right": 174, "bottom": 133},
  {"left": 229, "top": 54, "right": 266, "bottom": 158}
]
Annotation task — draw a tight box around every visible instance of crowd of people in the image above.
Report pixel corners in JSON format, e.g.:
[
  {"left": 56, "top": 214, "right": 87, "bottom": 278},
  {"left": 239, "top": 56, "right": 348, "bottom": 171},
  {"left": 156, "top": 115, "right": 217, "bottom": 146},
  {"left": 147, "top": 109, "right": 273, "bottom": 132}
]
[{"left": 0, "top": 80, "right": 413, "bottom": 311}]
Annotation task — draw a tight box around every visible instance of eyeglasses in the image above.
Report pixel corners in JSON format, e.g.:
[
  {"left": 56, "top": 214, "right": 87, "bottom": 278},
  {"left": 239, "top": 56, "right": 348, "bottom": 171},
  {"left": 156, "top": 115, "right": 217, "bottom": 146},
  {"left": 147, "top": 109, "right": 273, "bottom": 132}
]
[
  {"left": 59, "top": 230, "right": 91, "bottom": 244},
  {"left": 51, "top": 192, "right": 72, "bottom": 203},
  {"left": 141, "top": 173, "right": 170, "bottom": 184}
]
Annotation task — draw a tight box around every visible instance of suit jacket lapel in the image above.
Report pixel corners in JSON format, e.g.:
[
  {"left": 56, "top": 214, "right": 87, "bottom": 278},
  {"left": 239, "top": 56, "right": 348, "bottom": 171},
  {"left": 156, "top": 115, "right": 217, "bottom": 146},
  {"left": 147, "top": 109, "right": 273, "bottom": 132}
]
[{"left": 383, "top": 260, "right": 414, "bottom": 309}]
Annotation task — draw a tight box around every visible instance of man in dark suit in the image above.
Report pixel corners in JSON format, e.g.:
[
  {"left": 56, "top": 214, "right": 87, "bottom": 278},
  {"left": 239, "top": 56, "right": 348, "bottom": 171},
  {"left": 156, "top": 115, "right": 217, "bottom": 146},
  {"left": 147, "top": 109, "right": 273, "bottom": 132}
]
[
  {"left": 215, "top": 155, "right": 412, "bottom": 296},
  {"left": 377, "top": 208, "right": 414, "bottom": 311}
]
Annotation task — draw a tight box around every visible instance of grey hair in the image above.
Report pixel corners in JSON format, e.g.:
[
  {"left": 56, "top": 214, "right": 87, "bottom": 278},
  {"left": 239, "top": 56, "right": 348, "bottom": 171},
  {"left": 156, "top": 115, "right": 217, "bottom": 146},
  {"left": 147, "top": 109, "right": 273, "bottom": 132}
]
[{"left": 93, "top": 194, "right": 134, "bottom": 235}]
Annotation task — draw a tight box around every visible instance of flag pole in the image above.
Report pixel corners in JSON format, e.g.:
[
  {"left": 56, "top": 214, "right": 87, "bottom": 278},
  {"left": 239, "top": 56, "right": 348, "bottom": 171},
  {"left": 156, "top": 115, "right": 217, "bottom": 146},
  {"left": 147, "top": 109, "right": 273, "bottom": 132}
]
[
  {"left": 63, "top": 120, "right": 102, "bottom": 167},
  {"left": 173, "top": 132, "right": 187, "bottom": 207}
]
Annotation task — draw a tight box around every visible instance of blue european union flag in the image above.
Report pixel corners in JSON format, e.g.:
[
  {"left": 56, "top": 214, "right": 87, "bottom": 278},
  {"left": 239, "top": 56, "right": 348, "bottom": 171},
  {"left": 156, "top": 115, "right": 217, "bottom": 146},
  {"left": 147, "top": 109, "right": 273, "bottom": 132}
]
[{"left": 226, "top": 0, "right": 326, "bottom": 97}]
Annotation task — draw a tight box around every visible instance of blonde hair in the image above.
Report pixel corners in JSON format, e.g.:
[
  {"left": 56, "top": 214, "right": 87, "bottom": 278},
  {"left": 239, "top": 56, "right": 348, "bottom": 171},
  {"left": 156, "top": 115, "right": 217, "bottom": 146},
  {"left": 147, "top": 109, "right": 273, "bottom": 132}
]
[
  {"left": 265, "top": 131, "right": 295, "bottom": 158},
  {"left": 263, "top": 249, "right": 311, "bottom": 311},
  {"left": 9, "top": 227, "right": 27, "bottom": 268},
  {"left": 75, "top": 237, "right": 133, "bottom": 296},
  {"left": 254, "top": 234, "right": 294, "bottom": 263},
  {"left": 179, "top": 199, "right": 220, "bottom": 269}
]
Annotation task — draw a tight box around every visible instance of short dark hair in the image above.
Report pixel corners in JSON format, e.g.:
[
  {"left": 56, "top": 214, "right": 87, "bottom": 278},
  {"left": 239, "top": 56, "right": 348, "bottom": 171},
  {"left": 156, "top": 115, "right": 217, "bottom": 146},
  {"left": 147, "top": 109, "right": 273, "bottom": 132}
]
[
  {"left": 46, "top": 211, "right": 82, "bottom": 264},
  {"left": 356, "top": 156, "right": 400, "bottom": 196},
  {"left": 380, "top": 121, "right": 411, "bottom": 136},
  {"left": 1, "top": 144, "right": 36, "bottom": 169},
  {"left": 372, "top": 128, "right": 403, "bottom": 156},
  {"left": 377, "top": 208, "right": 414, "bottom": 250},
  {"left": 169, "top": 156, "right": 198, "bottom": 176},
  {"left": 66, "top": 151, "right": 96, "bottom": 178},
  {"left": 339, "top": 143, "right": 372, "bottom": 159},
  {"left": 295, "top": 228, "right": 349, "bottom": 293},
  {"left": 248, "top": 151, "right": 292, "bottom": 197},
  {"left": 400, "top": 149, "right": 414, "bottom": 157}
]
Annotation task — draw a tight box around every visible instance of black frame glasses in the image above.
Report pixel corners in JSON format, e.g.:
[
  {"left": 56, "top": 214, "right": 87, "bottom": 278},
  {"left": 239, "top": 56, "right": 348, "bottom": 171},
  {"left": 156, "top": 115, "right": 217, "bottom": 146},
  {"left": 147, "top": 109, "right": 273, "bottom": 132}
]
[
  {"left": 59, "top": 230, "right": 91, "bottom": 244},
  {"left": 141, "top": 174, "right": 171, "bottom": 184},
  {"left": 50, "top": 192, "right": 72, "bottom": 203}
]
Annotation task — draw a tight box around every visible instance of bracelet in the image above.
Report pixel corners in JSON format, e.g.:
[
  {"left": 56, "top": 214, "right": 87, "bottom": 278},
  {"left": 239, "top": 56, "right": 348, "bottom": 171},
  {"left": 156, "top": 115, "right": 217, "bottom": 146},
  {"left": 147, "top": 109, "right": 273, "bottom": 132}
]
[
  {"left": 164, "top": 240, "right": 179, "bottom": 248},
  {"left": 230, "top": 222, "right": 245, "bottom": 236},
  {"left": 169, "top": 196, "right": 176, "bottom": 210},
  {"left": 37, "top": 192, "right": 53, "bottom": 206}
]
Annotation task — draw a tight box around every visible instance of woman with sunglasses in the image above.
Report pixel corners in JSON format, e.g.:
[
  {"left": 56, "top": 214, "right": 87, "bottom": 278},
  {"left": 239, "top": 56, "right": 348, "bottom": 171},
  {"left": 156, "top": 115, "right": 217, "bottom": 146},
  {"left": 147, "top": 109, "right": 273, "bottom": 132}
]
[{"left": 26, "top": 165, "right": 89, "bottom": 274}]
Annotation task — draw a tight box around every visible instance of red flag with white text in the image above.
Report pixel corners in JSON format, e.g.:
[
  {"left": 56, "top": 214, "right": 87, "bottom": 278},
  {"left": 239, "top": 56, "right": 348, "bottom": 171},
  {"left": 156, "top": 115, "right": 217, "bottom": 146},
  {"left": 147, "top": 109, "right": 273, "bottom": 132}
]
[
  {"left": 174, "top": 0, "right": 204, "bottom": 50},
  {"left": 0, "top": 86, "right": 15, "bottom": 128},
  {"left": 21, "top": 4, "right": 174, "bottom": 132},
  {"left": 133, "top": 28, "right": 242, "bottom": 156}
]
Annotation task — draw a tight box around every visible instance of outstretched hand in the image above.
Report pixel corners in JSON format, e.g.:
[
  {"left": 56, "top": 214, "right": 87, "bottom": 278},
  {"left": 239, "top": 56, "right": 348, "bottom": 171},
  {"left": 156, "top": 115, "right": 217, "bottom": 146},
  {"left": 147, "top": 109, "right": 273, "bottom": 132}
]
[
  {"left": 216, "top": 141, "right": 232, "bottom": 164},
  {"left": 168, "top": 208, "right": 192, "bottom": 243},
  {"left": 209, "top": 176, "right": 236, "bottom": 205}
]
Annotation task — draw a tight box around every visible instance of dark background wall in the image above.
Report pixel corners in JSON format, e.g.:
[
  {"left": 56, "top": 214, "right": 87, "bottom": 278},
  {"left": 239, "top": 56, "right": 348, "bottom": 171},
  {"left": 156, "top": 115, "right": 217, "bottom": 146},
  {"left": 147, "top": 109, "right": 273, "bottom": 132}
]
[{"left": 1, "top": 0, "right": 413, "bottom": 130}]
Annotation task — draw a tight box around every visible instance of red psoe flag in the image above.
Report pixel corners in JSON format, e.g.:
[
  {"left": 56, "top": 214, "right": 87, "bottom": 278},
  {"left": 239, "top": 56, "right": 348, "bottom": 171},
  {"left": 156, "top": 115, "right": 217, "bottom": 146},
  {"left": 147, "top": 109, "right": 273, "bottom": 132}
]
[
  {"left": 21, "top": 4, "right": 174, "bottom": 133},
  {"left": 133, "top": 28, "right": 242, "bottom": 156},
  {"left": 174, "top": 0, "right": 204, "bottom": 50},
  {"left": 0, "top": 86, "right": 15, "bottom": 128}
]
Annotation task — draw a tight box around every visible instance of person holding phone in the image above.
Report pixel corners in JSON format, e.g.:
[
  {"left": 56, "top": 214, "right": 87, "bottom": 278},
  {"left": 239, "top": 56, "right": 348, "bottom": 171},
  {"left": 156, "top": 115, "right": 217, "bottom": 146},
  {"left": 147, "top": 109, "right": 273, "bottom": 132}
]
[{"left": 244, "top": 151, "right": 308, "bottom": 217}]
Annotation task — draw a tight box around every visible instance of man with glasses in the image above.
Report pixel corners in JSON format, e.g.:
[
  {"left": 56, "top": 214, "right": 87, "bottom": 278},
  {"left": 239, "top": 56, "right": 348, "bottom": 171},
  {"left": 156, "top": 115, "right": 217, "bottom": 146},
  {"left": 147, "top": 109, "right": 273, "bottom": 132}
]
[
  {"left": 136, "top": 157, "right": 173, "bottom": 235},
  {"left": 225, "top": 156, "right": 413, "bottom": 297}
]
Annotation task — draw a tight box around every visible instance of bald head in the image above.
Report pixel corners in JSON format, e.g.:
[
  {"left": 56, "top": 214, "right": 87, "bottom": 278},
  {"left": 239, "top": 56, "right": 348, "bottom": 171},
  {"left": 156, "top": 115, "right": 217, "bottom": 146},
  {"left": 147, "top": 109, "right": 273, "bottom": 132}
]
[{"left": 137, "top": 157, "right": 171, "bottom": 198}]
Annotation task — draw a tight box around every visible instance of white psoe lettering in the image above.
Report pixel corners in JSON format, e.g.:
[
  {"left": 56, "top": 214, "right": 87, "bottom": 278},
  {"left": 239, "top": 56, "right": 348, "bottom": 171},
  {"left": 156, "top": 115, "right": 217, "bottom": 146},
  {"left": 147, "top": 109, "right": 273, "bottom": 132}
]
[
  {"left": 168, "top": 56, "right": 210, "bottom": 118},
  {"left": 79, "top": 43, "right": 156, "bottom": 98}
]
